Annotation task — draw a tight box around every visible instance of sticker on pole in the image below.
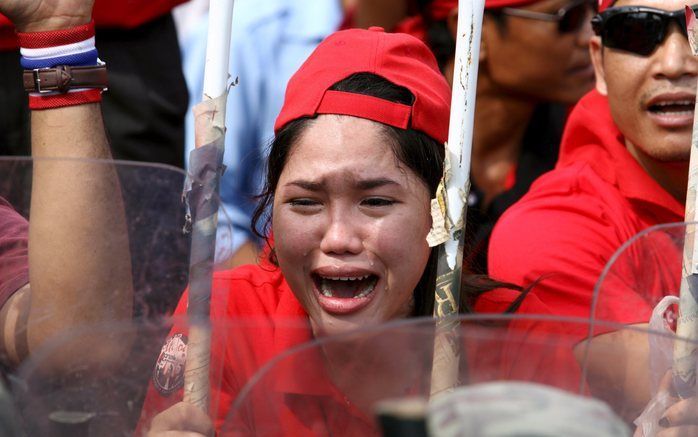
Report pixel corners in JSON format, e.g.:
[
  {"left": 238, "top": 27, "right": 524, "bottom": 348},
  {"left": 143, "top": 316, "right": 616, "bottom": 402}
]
[
  {"left": 686, "top": 6, "right": 698, "bottom": 55},
  {"left": 153, "top": 333, "right": 188, "bottom": 396}
]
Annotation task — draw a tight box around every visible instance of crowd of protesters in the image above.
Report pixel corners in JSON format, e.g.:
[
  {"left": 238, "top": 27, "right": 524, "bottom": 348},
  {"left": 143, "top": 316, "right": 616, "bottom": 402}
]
[{"left": 1, "top": 0, "right": 698, "bottom": 435}]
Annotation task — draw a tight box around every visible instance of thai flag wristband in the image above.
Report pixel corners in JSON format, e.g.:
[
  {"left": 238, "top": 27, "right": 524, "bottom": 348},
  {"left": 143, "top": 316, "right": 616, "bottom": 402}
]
[{"left": 17, "top": 21, "right": 106, "bottom": 110}]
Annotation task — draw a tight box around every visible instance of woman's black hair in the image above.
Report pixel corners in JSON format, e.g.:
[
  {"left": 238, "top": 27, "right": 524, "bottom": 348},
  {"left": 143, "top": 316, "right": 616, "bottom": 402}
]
[{"left": 252, "top": 72, "right": 528, "bottom": 316}]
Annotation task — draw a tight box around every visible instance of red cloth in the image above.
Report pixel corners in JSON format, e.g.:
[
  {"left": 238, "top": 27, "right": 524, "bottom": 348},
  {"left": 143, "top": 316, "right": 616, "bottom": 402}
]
[
  {"left": 484, "top": 90, "right": 684, "bottom": 341},
  {"left": 0, "top": 0, "right": 186, "bottom": 50},
  {"left": 275, "top": 27, "right": 451, "bottom": 144},
  {"left": 428, "top": 0, "right": 457, "bottom": 20},
  {"left": 137, "top": 264, "right": 376, "bottom": 435},
  {"left": 0, "top": 197, "right": 29, "bottom": 309},
  {"left": 598, "top": 0, "right": 615, "bottom": 12}
]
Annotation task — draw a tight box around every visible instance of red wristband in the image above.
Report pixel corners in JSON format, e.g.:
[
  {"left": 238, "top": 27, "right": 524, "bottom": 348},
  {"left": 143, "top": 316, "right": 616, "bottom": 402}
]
[
  {"left": 28, "top": 89, "right": 102, "bottom": 110},
  {"left": 17, "top": 20, "right": 95, "bottom": 48}
]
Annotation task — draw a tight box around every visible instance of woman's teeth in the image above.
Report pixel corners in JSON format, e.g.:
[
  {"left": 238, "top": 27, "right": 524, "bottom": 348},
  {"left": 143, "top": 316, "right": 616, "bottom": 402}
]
[
  {"left": 324, "top": 275, "right": 370, "bottom": 281},
  {"left": 318, "top": 275, "right": 377, "bottom": 298}
]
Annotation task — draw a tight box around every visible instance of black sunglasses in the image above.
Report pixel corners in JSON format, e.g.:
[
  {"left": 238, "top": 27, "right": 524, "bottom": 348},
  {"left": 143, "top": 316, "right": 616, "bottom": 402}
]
[
  {"left": 498, "top": 0, "right": 594, "bottom": 33},
  {"left": 592, "top": 5, "right": 698, "bottom": 56}
]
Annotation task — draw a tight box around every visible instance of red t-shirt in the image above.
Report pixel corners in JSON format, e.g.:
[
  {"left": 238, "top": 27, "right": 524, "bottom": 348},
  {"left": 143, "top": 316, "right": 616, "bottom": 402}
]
[
  {"left": 0, "top": 197, "right": 28, "bottom": 309},
  {"left": 138, "top": 264, "right": 377, "bottom": 436},
  {"left": 139, "top": 267, "right": 599, "bottom": 435},
  {"left": 0, "top": 0, "right": 187, "bottom": 50},
  {"left": 482, "top": 90, "right": 684, "bottom": 340}
]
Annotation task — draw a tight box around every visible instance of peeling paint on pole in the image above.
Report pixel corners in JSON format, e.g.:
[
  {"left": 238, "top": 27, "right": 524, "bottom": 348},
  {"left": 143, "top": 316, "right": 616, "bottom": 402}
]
[{"left": 430, "top": 0, "right": 485, "bottom": 398}]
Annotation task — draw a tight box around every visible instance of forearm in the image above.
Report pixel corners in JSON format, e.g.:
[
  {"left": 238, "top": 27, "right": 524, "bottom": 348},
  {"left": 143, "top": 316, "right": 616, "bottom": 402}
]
[
  {"left": 574, "top": 325, "right": 652, "bottom": 423},
  {"left": 28, "top": 102, "right": 134, "bottom": 366}
]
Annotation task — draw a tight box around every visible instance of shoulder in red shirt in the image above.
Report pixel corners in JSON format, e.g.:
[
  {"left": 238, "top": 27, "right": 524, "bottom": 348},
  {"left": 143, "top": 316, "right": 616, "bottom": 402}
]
[
  {"left": 484, "top": 90, "right": 684, "bottom": 341},
  {"left": 0, "top": 197, "right": 28, "bottom": 309}
]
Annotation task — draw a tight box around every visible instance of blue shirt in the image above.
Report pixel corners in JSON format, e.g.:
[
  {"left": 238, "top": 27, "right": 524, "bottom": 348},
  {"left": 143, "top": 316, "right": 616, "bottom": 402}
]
[{"left": 181, "top": 0, "right": 342, "bottom": 261}]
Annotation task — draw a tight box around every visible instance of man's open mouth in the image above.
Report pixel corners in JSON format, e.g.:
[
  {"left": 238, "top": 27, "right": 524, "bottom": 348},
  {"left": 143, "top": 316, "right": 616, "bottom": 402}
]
[
  {"left": 648, "top": 100, "right": 695, "bottom": 116},
  {"left": 312, "top": 274, "right": 379, "bottom": 299}
]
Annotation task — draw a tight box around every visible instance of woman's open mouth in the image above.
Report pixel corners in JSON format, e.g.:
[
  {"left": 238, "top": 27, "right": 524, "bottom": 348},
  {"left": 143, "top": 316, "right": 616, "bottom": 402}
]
[{"left": 311, "top": 273, "right": 379, "bottom": 314}]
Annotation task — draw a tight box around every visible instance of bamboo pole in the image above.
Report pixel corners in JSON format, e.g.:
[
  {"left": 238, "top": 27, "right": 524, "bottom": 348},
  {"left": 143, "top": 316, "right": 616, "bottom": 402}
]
[{"left": 429, "top": 0, "right": 485, "bottom": 397}]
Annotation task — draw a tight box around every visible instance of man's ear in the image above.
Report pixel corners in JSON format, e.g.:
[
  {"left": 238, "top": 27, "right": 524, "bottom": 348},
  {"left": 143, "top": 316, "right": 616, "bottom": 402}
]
[
  {"left": 480, "top": 16, "right": 489, "bottom": 63},
  {"left": 590, "top": 36, "right": 608, "bottom": 95},
  {"left": 446, "top": 7, "right": 458, "bottom": 39}
]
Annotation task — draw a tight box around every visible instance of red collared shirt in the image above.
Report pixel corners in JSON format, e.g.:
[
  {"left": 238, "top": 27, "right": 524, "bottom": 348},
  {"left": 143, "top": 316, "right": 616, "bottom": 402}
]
[
  {"left": 481, "top": 90, "right": 684, "bottom": 340},
  {"left": 138, "top": 264, "right": 376, "bottom": 436}
]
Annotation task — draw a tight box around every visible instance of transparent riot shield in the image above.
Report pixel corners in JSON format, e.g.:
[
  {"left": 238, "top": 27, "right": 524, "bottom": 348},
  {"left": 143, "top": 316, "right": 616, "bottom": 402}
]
[
  {"left": 15, "top": 315, "right": 313, "bottom": 436},
  {"left": 16, "top": 314, "right": 697, "bottom": 435},
  {"left": 0, "top": 156, "right": 194, "bottom": 317},
  {"left": 585, "top": 222, "right": 697, "bottom": 435},
  {"left": 0, "top": 156, "right": 231, "bottom": 435},
  {"left": 589, "top": 222, "right": 687, "bottom": 334},
  {"left": 221, "top": 315, "right": 697, "bottom": 436},
  {"left": 587, "top": 222, "right": 687, "bottom": 393}
]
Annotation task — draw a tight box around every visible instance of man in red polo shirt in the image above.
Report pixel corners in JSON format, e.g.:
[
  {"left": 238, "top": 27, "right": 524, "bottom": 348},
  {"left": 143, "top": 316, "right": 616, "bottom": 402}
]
[{"left": 483, "top": 0, "right": 697, "bottom": 422}]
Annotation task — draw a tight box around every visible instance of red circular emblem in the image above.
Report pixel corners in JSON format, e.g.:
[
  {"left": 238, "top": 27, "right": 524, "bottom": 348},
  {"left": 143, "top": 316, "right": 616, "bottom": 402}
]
[{"left": 153, "top": 333, "right": 187, "bottom": 396}]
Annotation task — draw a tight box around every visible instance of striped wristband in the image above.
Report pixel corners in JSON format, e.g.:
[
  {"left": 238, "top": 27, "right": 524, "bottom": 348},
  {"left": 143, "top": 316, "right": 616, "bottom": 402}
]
[{"left": 17, "top": 21, "right": 104, "bottom": 109}]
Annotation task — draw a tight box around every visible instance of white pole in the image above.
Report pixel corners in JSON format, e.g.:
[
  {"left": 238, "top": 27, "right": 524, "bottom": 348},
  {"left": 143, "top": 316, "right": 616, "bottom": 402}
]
[
  {"left": 430, "top": 0, "right": 485, "bottom": 397},
  {"left": 203, "top": 0, "right": 234, "bottom": 100},
  {"left": 183, "top": 0, "right": 236, "bottom": 412},
  {"left": 442, "top": 0, "right": 484, "bottom": 270}
]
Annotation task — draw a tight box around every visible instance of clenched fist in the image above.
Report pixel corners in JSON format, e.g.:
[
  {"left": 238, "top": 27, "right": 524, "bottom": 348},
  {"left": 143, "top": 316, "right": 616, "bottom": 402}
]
[{"left": 0, "top": 0, "right": 94, "bottom": 32}]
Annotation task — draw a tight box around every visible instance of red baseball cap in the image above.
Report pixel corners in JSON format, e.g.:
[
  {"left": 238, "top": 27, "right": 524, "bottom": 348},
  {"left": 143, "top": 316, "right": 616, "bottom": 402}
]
[{"left": 274, "top": 27, "right": 451, "bottom": 144}]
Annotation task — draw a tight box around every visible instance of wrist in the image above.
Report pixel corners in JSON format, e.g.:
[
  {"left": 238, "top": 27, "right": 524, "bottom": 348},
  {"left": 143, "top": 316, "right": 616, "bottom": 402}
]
[{"left": 17, "top": 21, "right": 107, "bottom": 110}]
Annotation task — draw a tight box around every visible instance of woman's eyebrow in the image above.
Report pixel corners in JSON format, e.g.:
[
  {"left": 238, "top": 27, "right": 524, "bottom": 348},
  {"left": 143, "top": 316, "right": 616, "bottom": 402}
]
[
  {"left": 355, "top": 178, "right": 399, "bottom": 190},
  {"left": 285, "top": 177, "right": 399, "bottom": 191},
  {"left": 285, "top": 180, "right": 323, "bottom": 191}
]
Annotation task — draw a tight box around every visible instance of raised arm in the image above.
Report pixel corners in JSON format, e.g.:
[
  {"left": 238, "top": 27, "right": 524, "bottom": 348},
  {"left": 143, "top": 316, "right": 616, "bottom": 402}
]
[{"left": 0, "top": 0, "right": 133, "bottom": 374}]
